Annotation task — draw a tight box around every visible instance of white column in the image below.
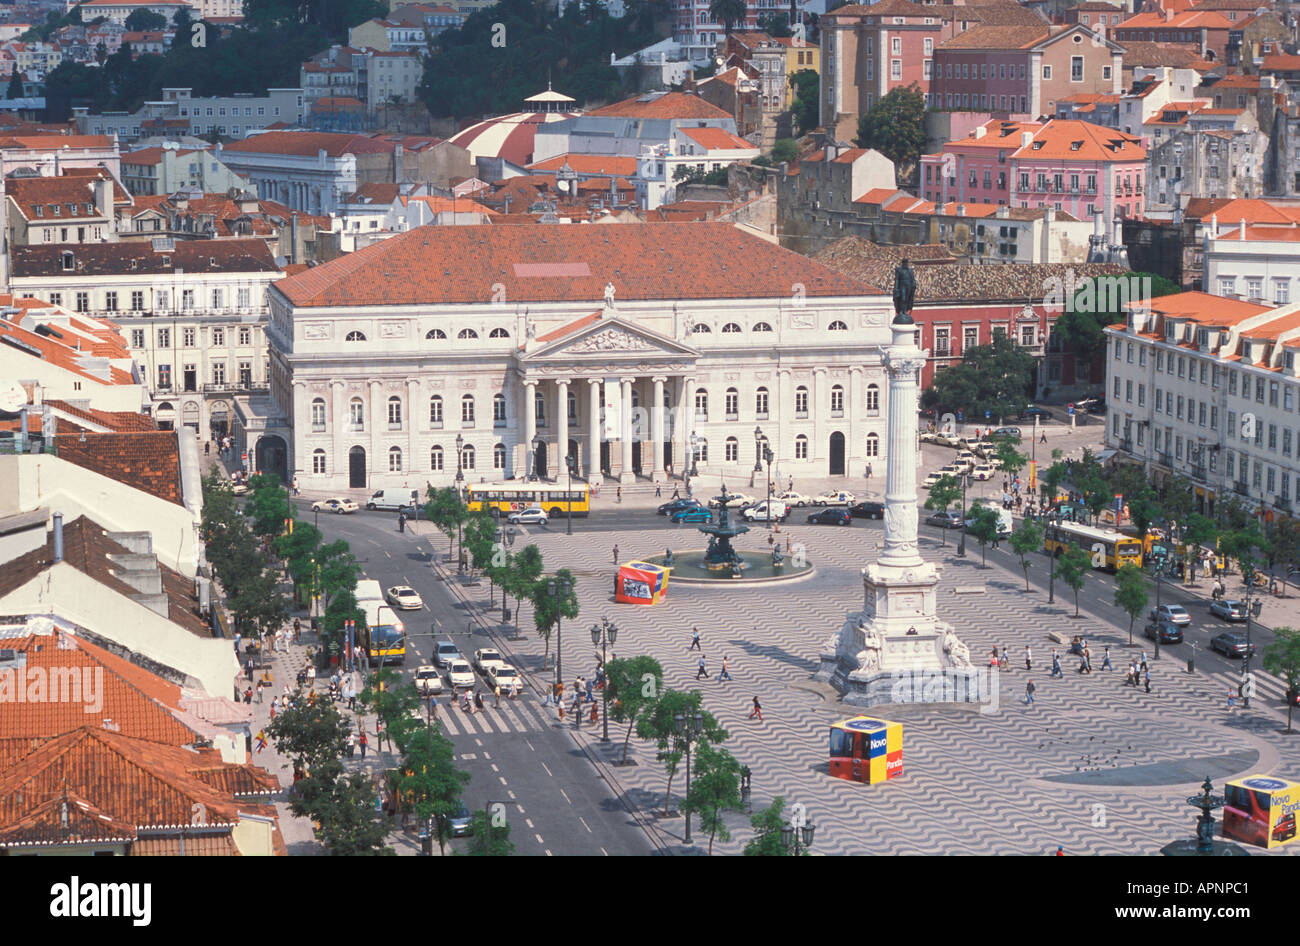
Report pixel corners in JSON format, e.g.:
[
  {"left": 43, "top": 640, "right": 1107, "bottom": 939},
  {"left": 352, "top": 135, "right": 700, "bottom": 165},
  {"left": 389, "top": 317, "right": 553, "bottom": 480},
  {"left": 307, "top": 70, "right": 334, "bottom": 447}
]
[
  {"left": 406, "top": 377, "right": 421, "bottom": 480},
  {"left": 880, "top": 322, "right": 927, "bottom": 568},
  {"left": 813, "top": 367, "right": 826, "bottom": 470},
  {"left": 331, "top": 380, "right": 346, "bottom": 486},
  {"left": 556, "top": 379, "right": 570, "bottom": 476},
  {"left": 620, "top": 377, "right": 635, "bottom": 483},
  {"left": 588, "top": 379, "right": 602, "bottom": 481},
  {"left": 291, "top": 380, "right": 308, "bottom": 483},
  {"left": 368, "top": 380, "right": 382, "bottom": 485},
  {"left": 849, "top": 366, "right": 864, "bottom": 478},
  {"left": 677, "top": 376, "right": 694, "bottom": 476},
  {"left": 523, "top": 380, "right": 537, "bottom": 476},
  {"left": 651, "top": 376, "right": 666, "bottom": 477}
]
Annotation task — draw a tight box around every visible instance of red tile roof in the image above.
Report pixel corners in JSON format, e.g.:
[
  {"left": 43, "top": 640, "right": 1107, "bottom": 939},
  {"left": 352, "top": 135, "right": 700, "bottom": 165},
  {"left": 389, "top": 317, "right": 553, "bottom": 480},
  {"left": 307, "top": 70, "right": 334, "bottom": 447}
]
[
  {"left": 0, "top": 317, "right": 133, "bottom": 388},
  {"left": 11, "top": 238, "right": 280, "bottom": 278},
  {"left": 1011, "top": 119, "right": 1145, "bottom": 161},
  {"left": 680, "top": 126, "right": 756, "bottom": 151},
  {"left": 587, "top": 91, "right": 731, "bottom": 120},
  {"left": 274, "top": 223, "right": 876, "bottom": 308},
  {"left": 528, "top": 154, "right": 639, "bottom": 176},
  {"left": 42, "top": 400, "right": 158, "bottom": 432},
  {"left": 55, "top": 431, "right": 183, "bottom": 506},
  {"left": 221, "top": 131, "right": 394, "bottom": 157},
  {"left": 940, "top": 24, "right": 1050, "bottom": 49},
  {"left": 5, "top": 172, "right": 116, "bottom": 222}
]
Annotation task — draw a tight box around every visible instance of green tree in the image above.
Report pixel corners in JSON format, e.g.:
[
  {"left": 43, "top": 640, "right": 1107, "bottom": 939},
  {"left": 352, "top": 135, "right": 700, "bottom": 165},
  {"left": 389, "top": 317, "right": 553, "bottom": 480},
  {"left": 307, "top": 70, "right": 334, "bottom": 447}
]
[
  {"left": 1055, "top": 545, "right": 1091, "bottom": 618},
  {"left": 266, "top": 696, "right": 351, "bottom": 811},
  {"left": 636, "top": 689, "right": 727, "bottom": 815},
  {"left": 681, "top": 742, "right": 742, "bottom": 855},
  {"left": 228, "top": 560, "right": 290, "bottom": 641},
  {"left": 530, "top": 568, "right": 579, "bottom": 670},
  {"left": 743, "top": 796, "right": 805, "bottom": 856},
  {"left": 789, "top": 68, "right": 819, "bottom": 135},
  {"left": 708, "top": 0, "right": 747, "bottom": 36},
  {"left": 1180, "top": 513, "right": 1218, "bottom": 583},
  {"left": 1009, "top": 519, "right": 1044, "bottom": 592},
  {"left": 923, "top": 474, "right": 962, "bottom": 547},
  {"left": 275, "top": 521, "right": 322, "bottom": 603},
  {"left": 966, "top": 504, "right": 1000, "bottom": 567},
  {"left": 395, "top": 719, "right": 471, "bottom": 854},
  {"left": 994, "top": 438, "right": 1028, "bottom": 481},
  {"left": 310, "top": 773, "right": 394, "bottom": 855},
  {"left": 462, "top": 810, "right": 515, "bottom": 856},
  {"left": 1041, "top": 459, "right": 1069, "bottom": 508},
  {"left": 1262, "top": 627, "right": 1300, "bottom": 733},
  {"left": 503, "top": 544, "right": 544, "bottom": 639},
  {"left": 606, "top": 655, "right": 664, "bottom": 763},
  {"left": 425, "top": 486, "right": 469, "bottom": 562},
  {"left": 771, "top": 138, "right": 798, "bottom": 164},
  {"left": 853, "top": 83, "right": 926, "bottom": 174},
  {"left": 1158, "top": 475, "right": 1196, "bottom": 530},
  {"left": 247, "top": 472, "right": 292, "bottom": 538},
  {"left": 922, "top": 331, "right": 1036, "bottom": 421},
  {"left": 5, "top": 71, "right": 22, "bottom": 99},
  {"left": 462, "top": 511, "right": 498, "bottom": 572},
  {"left": 1071, "top": 449, "right": 1111, "bottom": 526},
  {"left": 1221, "top": 521, "right": 1268, "bottom": 586},
  {"left": 1113, "top": 562, "right": 1149, "bottom": 647},
  {"left": 125, "top": 8, "right": 169, "bottom": 30},
  {"left": 1107, "top": 463, "right": 1160, "bottom": 536},
  {"left": 1055, "top": 272, "right": 1179, "bottom": 360}
]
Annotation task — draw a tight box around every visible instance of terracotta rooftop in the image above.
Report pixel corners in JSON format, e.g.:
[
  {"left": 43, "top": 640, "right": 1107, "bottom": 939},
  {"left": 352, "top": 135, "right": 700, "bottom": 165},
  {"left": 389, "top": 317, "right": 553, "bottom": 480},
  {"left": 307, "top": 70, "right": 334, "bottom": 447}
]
[
  {"left": 11, "top": 238, "right": 279, "bottom": 278},
  {"left": 221, "top": 131, "right": 394, "bottom": 157},
  {"left": 41, "top": 400, "right": 158, "bottom": 432},
  {"left": 0, "top": 316, "right": 135, "bottom": 388},
  {"left": 528, "top": 154, "right": 639, "bottom": 176},
  {"left": 1012, "top": 120, "right": 1145, "bottom": 161},
  {"left": 586, "top": 91, "right": 731, "bottom": 120},
  {"left": 343, "top": 182, "right": 402, "bottom": 204},
  {"left": 274, "top": 222, "right": 877, "bottom": 308},
  {"left": 55, "top": 431, "right": 183, "bottom": 506},
  {"left": 1117, "top": 41, "right": 1216, "bottom": 70},
  {"left": 940, "top": 24, "right": 1050, "bottom": 50},
  {"left": 680, "top": 126, "right": 757, "bottom": 151}
]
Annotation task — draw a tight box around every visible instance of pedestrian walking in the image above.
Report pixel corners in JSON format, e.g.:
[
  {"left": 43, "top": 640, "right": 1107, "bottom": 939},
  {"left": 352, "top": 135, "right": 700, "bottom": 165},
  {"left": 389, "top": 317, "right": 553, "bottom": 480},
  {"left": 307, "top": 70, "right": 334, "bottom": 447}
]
[
  {"left": 719, "top": 656, "right": 732, "bottom": 682},
  {"left": 359, "top": 730, "right": 369, "bottom": 758},
  {"left": 474, "top": 690, "right": 485, "bottom": 713},
  {"left": 655, "top": 483, "right": 662, "bottom": 497},
  {"left": 1144, "top": 669, "right": 1151, "bottom": 694},
  {"left": 346, "top": 732, "right": 356, "bottom": 758},
  {"left": 672, "top": 486, "right": 680, "bottom": 500},
  {"left": 398, "top": 512, "right": 406, "bottom": 533},
  {"left": 1139, "top": 652, "right": 1149, "bottom": 673},
  {"left": 696, "top": 656, "right": 709, "bottom": 680},
  {"left": 1083, "top": 646, "right": 1092, "bottom": 674},
  {"left": 270, "top": 695, "right": 278, "bottom": 719},
  {"left": 1040, "top": 430, "right": 1047, "bottom": 444},
  {"left": 292, "top": 476, "right": 300, "bottom": 496},
  {"left": 205, "top": 440, "right": 211, "bottom": 456},
  {"left": 1227, "top": 688, "right": 1236, "bottom": 711},
  {"left": 1024, "top": 645, "right": 1032, "bottom": 671},
  {"left": 1101, "top": 646, "right": 1112, "bottom": 671},
  {"left": 989, "top": 646, "right": 1000, "bottom": 668},
  {"left": 293, "top": 617, "right": 301, "bottom": 644},
  {"left": 589, "top": 702, "right": 599, "bottom": 725},
  {"left": 1025, "top": 680, "right": 1036, "bottom": 705},
  {"left": 585, "top": 678, "right": 594, "bottom": 703},
  {"left": 690, "top": 627, "right": 701, "bottom": 650},
  {"left": 787, "top": 476, "right": 793, "bottom": 492},
  {"left": 617, "top": 486, "right": 623, "bottom": 503},
  {"left": 1050, "top": 652, "right": 1062, "bottom": 678},
  {"left": 571, "top": 691, "right": 582, "bottom": 722},
  {"left": 865, "top": 462, "right": 873, "bottom": 479},
  {"left": 613, "top": 545, "right": 620, "bottom": 564},
  {"left": 748, "top": 696, "right": 763, "bottom": 721},
  {"left": 999, "top": 647, "right": 1009, "bottom": 670},
  {"left": 255, "top": 730, "right": 268, "bottom": 754}
]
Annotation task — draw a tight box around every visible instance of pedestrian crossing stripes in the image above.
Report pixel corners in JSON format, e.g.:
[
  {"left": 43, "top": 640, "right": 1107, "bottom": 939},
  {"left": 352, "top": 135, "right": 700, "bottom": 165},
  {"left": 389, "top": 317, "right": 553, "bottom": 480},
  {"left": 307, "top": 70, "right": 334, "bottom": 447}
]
[
  {"left": 1206, "top": 668, "right": 1292, "bottom": 707},
  {"left": 434, "top": 698, "right": 549, "bottom": 737}
]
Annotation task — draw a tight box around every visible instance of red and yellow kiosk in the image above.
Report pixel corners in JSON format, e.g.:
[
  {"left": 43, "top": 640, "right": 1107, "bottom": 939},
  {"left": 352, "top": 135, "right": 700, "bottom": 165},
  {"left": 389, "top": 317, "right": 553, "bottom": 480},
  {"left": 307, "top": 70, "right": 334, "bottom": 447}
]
[
  {"left": 829, "top": 716, "right": 902, "bottom": 784},
  {"left": 615, "top": 561, "right": 670, "bottom": 605},
  {"left": 1224, "top": 775, "right": 1300, "bottom": 849}
]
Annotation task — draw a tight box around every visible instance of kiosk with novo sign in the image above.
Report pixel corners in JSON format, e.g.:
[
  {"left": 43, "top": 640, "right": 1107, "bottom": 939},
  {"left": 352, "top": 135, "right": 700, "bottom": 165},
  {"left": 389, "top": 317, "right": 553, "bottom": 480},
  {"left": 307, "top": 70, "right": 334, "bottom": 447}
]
[
  {"left": 828, "top": 716, "right": 902, "bottom": 784},
  {"left": 1223, "top": 775, "right": 1300, "bottom": 849}
]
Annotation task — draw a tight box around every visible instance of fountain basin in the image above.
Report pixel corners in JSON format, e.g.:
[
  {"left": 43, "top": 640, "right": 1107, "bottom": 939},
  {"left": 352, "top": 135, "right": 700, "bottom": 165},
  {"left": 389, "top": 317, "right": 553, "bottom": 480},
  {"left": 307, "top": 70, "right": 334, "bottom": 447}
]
[{"left": 645, "top": 551, "right": 816, "bottom": 586}]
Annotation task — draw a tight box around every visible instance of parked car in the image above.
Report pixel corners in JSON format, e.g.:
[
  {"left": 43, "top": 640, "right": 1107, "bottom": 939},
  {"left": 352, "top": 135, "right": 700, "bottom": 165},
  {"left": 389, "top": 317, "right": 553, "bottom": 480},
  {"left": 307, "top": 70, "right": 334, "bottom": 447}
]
[
  {"left": 507, "top": 505, "right": 548, "bottom": 525},
  {"left": 311, "top": 497, "right": 359, "bottom": 514},
  {"left": 925, "top": 510, "right": 964, "bottom": 529},
  {"left": 414, "top": 664, "right": 443, "bottom": 696},
  {"left": 814, "top": 490, "right": 856, "bottom": 506},
  {"left": 1150, "top": 604, "right": 1191, "bottom": 626},
  {"left": 1019, "top": 405, "right": 1052, "bottom": 420},
  {"left": 709, "top": 492, "right": 755, "bottom": 509},
  {"left": 850, "top": 501, "right": 885, "bottom": 520},
  {"left": 922, "top": 471, "right": 944, "bottom": 489},
  {"left": 433, "top": 640, "right": 461, "bottom": 669},
  {"left": 672, "top": 506, "right": 713, "bottom": 523},
  {"left": 932, "top": 432, "right": 962, "bottom": 447},
  {"left": 385, "top": 585, "right": 424, "bottom": 610},
  {"left": 1143, "top": 621, "right": 1184, "bottom": 644},
  {"left": 396, "top": 503, "right": 424, "bottom": 520},
  {"left": 970, "top": 464, "right": 997, "bottom": 481},
  {"left": 1210, "top": 632, "right": 1256, "bottom": 658},
  {"left": 1086, "top": 400, "right": 1107, "bottom": 415},
  {"left": 473, "top": 648, "right": 506, "bottom": 675},
  {"left": 919, "top": 431, "right": 942, "bottom": 444},
  {"left": 487, "top": 664, "right": 523, "bottom": 696},
  {"left": 1209, "top": 599, "right": 1247, "bottom": 622},
  {"left": 446, "top": 659, "right": 476, "bottom": 690},
  {"left": 776, "top": 490, "right": 812, "bottom": 507},
  {"left": 807, "top": 508, "right": 852, "bottom": 526},
  {"left": 658, "top": 498, "right": 702, "bottom": 516},
  {"left": 992, "top": 427, "right": 1022, "bottom": 440},
  {"left": 742, "top": 500, "right": 789, "bottom": 522}
]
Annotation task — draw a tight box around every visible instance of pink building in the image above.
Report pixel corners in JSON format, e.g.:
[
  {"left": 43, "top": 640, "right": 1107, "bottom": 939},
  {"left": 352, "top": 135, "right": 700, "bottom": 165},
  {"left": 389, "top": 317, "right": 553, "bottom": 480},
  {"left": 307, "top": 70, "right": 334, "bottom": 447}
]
[{"left": 922, "top": 118, "right": 1147, "bottom": 221}]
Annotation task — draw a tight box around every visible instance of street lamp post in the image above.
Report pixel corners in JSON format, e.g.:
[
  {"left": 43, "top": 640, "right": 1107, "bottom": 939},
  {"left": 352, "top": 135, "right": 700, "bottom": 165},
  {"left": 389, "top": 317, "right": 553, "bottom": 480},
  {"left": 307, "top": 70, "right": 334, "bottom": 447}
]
[
  {"left": 688, "top": 432, "right": 701, "bottom": 494},
  {"left": 590, "top": 618, "right": 618, "bottom": 743},
  {"left": 753, "top": 426, "right": 764, "bottom": 477},
  {"left": 672, "top": 709, "right": 705, "bottom": 845},
  {"left": 957, "top": 473, "right": 969, "bottom": 557},
  {"left": 739, "top": 766, "right": 752, "bottom": 814},
  {"left": 1242, "top": 567, "right": 1263, "bottom": 708},
  {"left": 565, "top": 453, "right": 575, "bottom": 536},
  {"left": 455, "top": 434, "right": 465, "bottom": 573},
  {"left": 1150, "top": 541, "right": 1167, "bottom": 660},
  {"left": 546, "top": 576, "right": 572, "bottom": 688},
  {"left": 780, "top": 818, "right": 816, "bottom": 856},
  {"left": 764, "top": 444, "right": 774, "bottom": 529}
]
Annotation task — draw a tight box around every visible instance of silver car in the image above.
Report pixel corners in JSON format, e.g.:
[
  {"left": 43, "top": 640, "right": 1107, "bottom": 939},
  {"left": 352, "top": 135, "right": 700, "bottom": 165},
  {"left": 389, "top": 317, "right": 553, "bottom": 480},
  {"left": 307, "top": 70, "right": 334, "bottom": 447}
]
[
  {"left": 1150, "top": 604, "right": 1191, "bottom": 626},
  {"left": 1209, "top": 599, "right": 1246, "bottom": 622}
]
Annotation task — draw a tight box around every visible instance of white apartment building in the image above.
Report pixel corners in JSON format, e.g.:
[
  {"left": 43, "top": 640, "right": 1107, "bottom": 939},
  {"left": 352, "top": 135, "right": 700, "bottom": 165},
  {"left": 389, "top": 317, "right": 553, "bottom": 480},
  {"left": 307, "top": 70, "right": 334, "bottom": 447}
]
[
  {"left": 8, "top": 239, "right": 282, "bottom": 437},
  {"left": 75, "top": 88, "right": 305, "bottom": 144},
  {"left": 1204, "top": 207, "right": 1300, "bottom": 307},
  {"left": 251, "top": 222, "right": 893, "bottom": 491},
  {"left": 1104, "top": 290, "right": 1300, "bottom": 517}
]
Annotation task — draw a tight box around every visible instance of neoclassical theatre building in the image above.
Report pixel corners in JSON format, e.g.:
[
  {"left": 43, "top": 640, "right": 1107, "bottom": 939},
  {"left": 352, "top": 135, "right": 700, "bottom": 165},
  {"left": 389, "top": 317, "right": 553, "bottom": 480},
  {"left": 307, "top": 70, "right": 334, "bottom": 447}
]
[{"left": 251, "top": 222, "right": 898, "bottom": 491}]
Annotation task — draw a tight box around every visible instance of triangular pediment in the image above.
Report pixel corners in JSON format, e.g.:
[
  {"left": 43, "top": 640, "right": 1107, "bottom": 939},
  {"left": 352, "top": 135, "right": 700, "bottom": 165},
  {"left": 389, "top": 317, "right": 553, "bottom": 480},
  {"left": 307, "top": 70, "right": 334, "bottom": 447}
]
[{"left": 523, "top": 316, "right": 699, "bottom": 362}]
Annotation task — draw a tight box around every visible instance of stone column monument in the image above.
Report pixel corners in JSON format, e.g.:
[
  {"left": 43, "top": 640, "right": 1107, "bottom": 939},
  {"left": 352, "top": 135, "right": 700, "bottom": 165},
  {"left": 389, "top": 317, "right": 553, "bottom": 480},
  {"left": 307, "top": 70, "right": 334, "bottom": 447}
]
[{"left": 815, "top": 260, "right": 981, "bottom": 707}]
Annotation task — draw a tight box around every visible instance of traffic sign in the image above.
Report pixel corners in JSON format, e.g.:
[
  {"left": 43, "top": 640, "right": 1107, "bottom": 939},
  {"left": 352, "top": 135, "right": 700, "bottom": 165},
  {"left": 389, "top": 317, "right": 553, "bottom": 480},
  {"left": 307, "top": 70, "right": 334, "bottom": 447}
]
[
  {"left": 1067, "top": 406, "right": 1075, "bottom": 416},
  {"left": 984, "top": 410, "right": 991, "bottom": 419}
]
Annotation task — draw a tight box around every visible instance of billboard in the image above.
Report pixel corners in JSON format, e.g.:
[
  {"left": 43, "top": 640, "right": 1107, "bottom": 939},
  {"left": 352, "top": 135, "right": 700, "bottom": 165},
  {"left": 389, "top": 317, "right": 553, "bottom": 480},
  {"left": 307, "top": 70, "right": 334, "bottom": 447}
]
[
  {"left": 615, "top": 561, "right": 670, "bottom": 605},
  {"left": 828, "top": 716, "right": 902, "bottom": 784},
  {"left": 1223, "top": 775, "right": 1300, "bottom": 849}
]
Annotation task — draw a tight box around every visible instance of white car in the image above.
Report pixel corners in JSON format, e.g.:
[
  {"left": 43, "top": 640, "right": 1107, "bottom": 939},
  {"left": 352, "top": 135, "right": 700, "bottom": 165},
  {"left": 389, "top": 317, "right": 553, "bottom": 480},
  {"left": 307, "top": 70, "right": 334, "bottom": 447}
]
[
  {"left": 970, "top": 464, "right": 996, "bottom": 481},
  {"left": 385, "top": 585, "right": 424, "bottom": 610},
  {"left": 709, "top": 492, "right": 756, "bottom": 508},
  {"left": 487, "top": 664, "right": 523, "bottom": 696},
  {"left": 473, "top": 648, "right": 506, "bottom": 675},
  {"left": 311, "top": 497, "right": 359, "bottom": 514},
  {"left": 446, "top": 659, "right": 475, "bottom": 690},
  {"left": 922, "top": 471, "right": 943, "bottom": 489},
  {"left": 814, "top": 490, "right": 856, "bottom": 506},
  {"left": 507, "top": 505, "right": 548, "bottom": 525},
  {"left": 414, "top": 664, "right": 443, "bottom": 696},
  {"left": 776, "top": 491, "right": 811, "bottom": 507}
]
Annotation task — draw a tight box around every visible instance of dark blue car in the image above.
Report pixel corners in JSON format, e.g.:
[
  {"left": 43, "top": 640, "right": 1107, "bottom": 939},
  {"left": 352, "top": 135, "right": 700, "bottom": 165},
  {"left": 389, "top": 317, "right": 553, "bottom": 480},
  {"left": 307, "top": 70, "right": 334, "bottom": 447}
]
[{"left": 672, "top": 507, "right": 713, "bottom": 523}]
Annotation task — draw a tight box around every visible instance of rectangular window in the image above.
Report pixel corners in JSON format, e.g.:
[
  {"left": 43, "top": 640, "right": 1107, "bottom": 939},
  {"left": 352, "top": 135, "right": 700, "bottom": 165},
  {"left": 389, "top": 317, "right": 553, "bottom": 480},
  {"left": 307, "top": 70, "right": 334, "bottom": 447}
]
[
  {"left": 182, "top": 290, "right": 194, "bottom": 310},
  {"left": 1157, "top": 351, "right": 1165, "bottom": 371},
  {"left": 131, "top": 329, "right": 144, "bottom": 348},
  {"left": 1125, "top": 379, "right": 1133, "bottom": 402},
  {"left": 74, "top": 292, "right": 89, "bottom": 312},
  {"left": 131, "top": 290, "right": 144, "bottom": 311},
  {"left": 1258, "top": 378, "right": 1266, "bottom": 403},
  {"left": 1229, "top": 371, "right": 1238, "bottom": 395},
  {"left": 1199, "top": 403, "right": 1206, "bottom": 427},
  {"left": 1271, "top": 382, "right": 1280, "bottom": 407},
  {"left": 157, "top": 328, "right": 170, "bottom": 348},
  {"left": 1070, "top": 56, "right": 1083, "bottom": 81},
  {"left": 212, "top": 327, "right": 225, "bottom": 347},
  {"left": 212, "top": 288, "right": 224, "bottom": 309},
  {"left": 1138, "top": 384, "right": 1145, "bottom": 406},
  {"left": 157, "top": 365, "right": 171, "bottom": 388},
  {"left": 1139, "top": 348, "right": 1146, "bottom": 367},
  {"left": 1288, "top": 386, "right": 1296, "bottom": 412},
  {"left": 1228, "top": 410, "right": 1237, "bottom": 438},
  {"left": 105, "top": 291, "right": 118, "bottom": 312},
  {"left": 1176, "top": 395, "right": 1184, "bottom": 420},
  {"left": 238, "top": 287, "right": 251, "bottom": 308},
  {"left": 239, "top": 327, "right": 251, "bottom": 346},
  {"left": 1211, "top": 406, "right": 1218, "bottom": 429},
  {"left": 183, "top": 327, "right": 195, "bottom": 347},
  {"left": 1270, "top": 424, "right": 1278, "bottom": 451}
]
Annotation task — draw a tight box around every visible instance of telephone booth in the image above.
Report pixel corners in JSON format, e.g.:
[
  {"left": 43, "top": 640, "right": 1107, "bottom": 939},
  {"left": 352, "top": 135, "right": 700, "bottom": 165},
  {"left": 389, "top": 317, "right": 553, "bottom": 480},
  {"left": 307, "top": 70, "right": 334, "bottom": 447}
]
[{"left": 829, "top": 716, "right": 902, "bottom": 784}]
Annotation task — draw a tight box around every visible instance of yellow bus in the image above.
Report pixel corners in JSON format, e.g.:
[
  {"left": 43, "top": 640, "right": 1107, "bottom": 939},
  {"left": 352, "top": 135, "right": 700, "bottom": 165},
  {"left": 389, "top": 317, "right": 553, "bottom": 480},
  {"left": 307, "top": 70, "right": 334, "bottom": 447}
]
[
  {"left": 466, "top": 482, "right": 591, "bottom": 519},
  {"left": 1044, "top": 521, "right": 1143, "bottom": 571},
  {"left": 360, "top": 600, "right": 406, "bottom": 667}
]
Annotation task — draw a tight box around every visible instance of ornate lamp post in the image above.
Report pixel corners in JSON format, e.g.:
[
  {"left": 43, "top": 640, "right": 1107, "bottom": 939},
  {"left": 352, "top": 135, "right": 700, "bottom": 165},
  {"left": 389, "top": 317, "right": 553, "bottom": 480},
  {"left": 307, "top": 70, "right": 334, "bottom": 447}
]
[
  {"left": 565, "top": 452, "right": 575, "bottom": 535},
  {"left": 739, "top": 766, "right": 752, "bottom": 814},
  {"left": 780, "top": 818, "right": 816, "bottom": 855},
  {"left": 753, "top": 426, "right": 764, "bottom": 476},
  {"left": 546, "top": 576, "right": 572, "bottom": 688},
  {"left": 1149, "top": 541, "right": 1167, "bottom": 660},
  {"left": 688, "top": 432, "right": 701, "bottom": 493},
  {"left": 672, "top": 709, "right": 705, "bottom": 845},
  {"left": 590, "top": 618, "right": 618, "bottom": 743},
  {"left": 454, "top": 434, "right": 466, "bottom": 572},
  {"left": 764, "top": 443, "right": 775, "bottom": 529},
  {"left": 1241, "top": 566, "right": 1263, "bottom": 708},
  {"left": 957, "top": 472, "right": 969, "bottom": 557}
]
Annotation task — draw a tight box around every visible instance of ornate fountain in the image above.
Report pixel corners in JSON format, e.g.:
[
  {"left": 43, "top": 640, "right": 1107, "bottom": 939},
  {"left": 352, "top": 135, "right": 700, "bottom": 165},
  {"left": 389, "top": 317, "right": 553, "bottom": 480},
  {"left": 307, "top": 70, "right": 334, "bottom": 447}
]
[{"left": 699, "top": 486, "right": 750, "bottom": 572}]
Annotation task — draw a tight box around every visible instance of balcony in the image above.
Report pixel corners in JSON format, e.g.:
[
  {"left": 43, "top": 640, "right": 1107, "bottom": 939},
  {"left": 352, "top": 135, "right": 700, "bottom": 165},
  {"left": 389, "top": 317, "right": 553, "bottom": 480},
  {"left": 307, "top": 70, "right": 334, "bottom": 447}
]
[
  {"left": 725, "top": 411, "right": 739, "bottom": 422},
  {"left": 462, "top": 418, "right": 476, "bottom": 428},
  {"left": 1158, "top": 452, "right": 1173, "bottom": 466},
  {"left": 430, "top": 418, "right": 444, "bottom": 429},
  {"left": 202, "top": 382, "right": 268, "bottom": 395},
  {"left": 1234, "top": 481, "right": 1250, "bottom": 496}
]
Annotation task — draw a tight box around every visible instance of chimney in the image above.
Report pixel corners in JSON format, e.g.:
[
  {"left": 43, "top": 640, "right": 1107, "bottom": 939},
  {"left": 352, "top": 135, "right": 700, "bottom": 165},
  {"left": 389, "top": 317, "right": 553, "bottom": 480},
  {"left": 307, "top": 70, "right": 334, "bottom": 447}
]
[
  {"left": 1240, "top": 218, "right": 1246, "bottom": 239},
  {"left": 1165, "top": 8, "right": 1174, "bottom": 21},
  {"left": 974, "top": 125, "right": 987, "bottom": 139},
  {"left": 53, "top": 513, "right": 63, "bottom": 563},
  {"left": 1021, "top": 131, "right": 1033, "bottom": 148},
  {"left": 1210, "top": 212, "right": 1218, "bottom": 238},
  {"left": 93, "top": 177, "right": 112, "bottom": 218},
  {"left": 957, "top": 203, "right": 966, "bottom": 216}
]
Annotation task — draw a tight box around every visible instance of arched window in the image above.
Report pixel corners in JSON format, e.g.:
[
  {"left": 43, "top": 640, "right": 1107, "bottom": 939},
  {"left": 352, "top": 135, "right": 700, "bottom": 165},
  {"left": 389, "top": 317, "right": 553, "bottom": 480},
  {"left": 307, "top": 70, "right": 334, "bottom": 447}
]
[
  {"left": 755, "top": 386, "right": 769, "bottom": 418},
  {"left": 725, "top": 436, "right": 739, "bottom": 461},
  {"left": 458, "top": 328, "right": 478, "bottom": 339},
  {"left": 828, "top": 320, "right": 849, "bottom": 331},
  {"left": 722, "top": 322, "right": 742, "bottom": 333},
  {"left": 388, "top": 446, "right": 402, "bottom": 472},
  {"left": 311, "top": 397, "right": 326, "bottom": 431},
  {"left": 489, "top": 327, "right": 510, "bottom": 338},
  {"left": 429, "top": 395, "right": 443, "bottom": 427},
  {"left": 387, "top": 395, "right": 402, "bottom": 429},
  {"left": 425, "top": 328, "right": 447, "bottom": 340},
  {"left": 462, "top": 444, "right": 476, "bottom": 470},
  {"left": 312, "top": 448, "right": 326, "bottom": 473},
  {"left": 345, "top": 330, "right": 366, "bottom": 341},
  {"left": 866, "top": 383, "right": 880, "bottom": 414},
  {"left": 691, "top": 323, "right": 712, "bottom": 334},
  {"left": 349, "top": 397, "right": 364, "bottom": 430},
  {"left": 752, "top": 322, "right": 773, "bottom": 332},
  {"left": 493, "top": 393, "right": 506, "bottom": 425},
  {"left": 430, "top": 445, "right": 444, "bottom": 471},
  {"left": 795, "top": 385, "right": 809, "bottom": 417},
  {"left": 830, "top": 384, "right": 844, "bottom": 416},
  {"left": 865, "top": 433, "right": 880, "bottom": 457},
  {"left": 493, "top": 443, "right": 506, "bottom": 469},
  {"left": 461, "top": 394, "right": 475, "bottom": 424},
  {"left": 725, "top": 387, "right": 739, "bottom": 419},
  {"left": 795, "top": 434, "right": 809, "bottom": 459}
]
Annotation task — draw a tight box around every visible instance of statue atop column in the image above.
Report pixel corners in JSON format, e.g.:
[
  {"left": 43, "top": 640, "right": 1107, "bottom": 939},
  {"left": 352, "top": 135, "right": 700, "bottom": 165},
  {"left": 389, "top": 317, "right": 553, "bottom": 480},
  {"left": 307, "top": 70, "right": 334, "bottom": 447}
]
[{"left": 892, "top": 259, "right": 916, "bottom": 325}]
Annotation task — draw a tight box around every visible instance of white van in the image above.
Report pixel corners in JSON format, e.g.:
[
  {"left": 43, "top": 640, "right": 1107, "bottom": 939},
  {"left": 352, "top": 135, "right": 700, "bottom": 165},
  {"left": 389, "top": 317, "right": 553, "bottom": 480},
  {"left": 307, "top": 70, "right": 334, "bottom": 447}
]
[
  {"left": 366, "top": 488, "right": 418, "bottom": 511},
  {"left": 354, "top": 579, "right": 383, "bottom": 604},
  {"left": 742, "top": 499, "right": 789, "bottom": 522}
]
